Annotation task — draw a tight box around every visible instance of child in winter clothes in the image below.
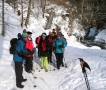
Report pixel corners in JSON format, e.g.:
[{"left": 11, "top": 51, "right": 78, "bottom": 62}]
[
  {"left": 53, "top": 34, "right": 67, "bottom": 69},
  {"left": 38, "top": 33, "right": 50, "bottom": 72}
]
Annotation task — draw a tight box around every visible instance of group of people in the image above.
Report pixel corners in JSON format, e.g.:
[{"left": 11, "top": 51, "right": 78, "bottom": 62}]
[{"left": 13, "top": 29, "right": 67, "bottom": 88}]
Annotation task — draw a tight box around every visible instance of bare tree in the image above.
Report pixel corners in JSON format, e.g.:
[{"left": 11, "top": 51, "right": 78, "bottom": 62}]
[
  {"left": 78, "top": 0, "right": 84, "bottom": 42},
  {"left": 2, "top": 0, "right": 5, "bottom": 36},
  {"left": 25, "top": 0, "right": 32, "bottom": 27},
  {"left": 41, "top": 0, "right": 47, "bottom": 18},
  {"left": 32, "top": 0, "right": 34, "bottom": 8},
  {"left": 21, "top": 0, "right": 23, "bottom": 27}
]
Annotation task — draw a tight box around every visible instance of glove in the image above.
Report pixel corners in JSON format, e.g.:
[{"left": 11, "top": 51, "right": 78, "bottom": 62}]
[
  {"left": 59, "top": 45, "right": 63, "bottom": 48},
  {"left": 53, "top": 46, "right": 56, "bottom": 51},
  {"left": 18, "top": 51, "right": 26, "bottom": 56},
  {"left": 27, "top": 50, "right": 34, "bottom": 55}
]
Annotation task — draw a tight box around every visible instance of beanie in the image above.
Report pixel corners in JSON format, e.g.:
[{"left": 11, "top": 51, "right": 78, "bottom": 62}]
[
  {"left": 42, "top": 32, "right": 46, "bottom": 36},
  {"left": 23, "top": 29, "right": 26, "bottom": 33},
  {"left": 22, "top": 33, "right": 28, "bottom": 38}
]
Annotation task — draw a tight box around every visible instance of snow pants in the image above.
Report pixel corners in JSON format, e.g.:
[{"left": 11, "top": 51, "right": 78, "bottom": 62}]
[
  {"left": 25, "top": 56, "right": 33, "bottom": 72},
  {"left": 48, "top": 49, "right": 52, "bottom": 62},
  {"left": 14, "top": 61, "right": 23, "bottom": 85},
  {"left": 41, "top": 56, "right": 49, "bottom": 70},
  {"left": 55, "top": 53, "right": 63, "bottom": 69}
]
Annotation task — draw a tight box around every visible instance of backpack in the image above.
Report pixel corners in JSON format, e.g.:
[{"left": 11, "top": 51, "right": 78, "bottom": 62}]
[
  {"left": 9, "top": 38, "right": 18, "bottom": 54},
  {"left": 35, "top": 36, "right": 41, "bottom": 44}
]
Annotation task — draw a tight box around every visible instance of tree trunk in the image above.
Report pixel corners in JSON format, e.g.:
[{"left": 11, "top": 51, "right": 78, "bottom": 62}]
[
  {"left": 21, "top": 0, "right": 23, "bottom": 27},
  {"left": 78, "top": 0, "right": 84, "bottom": 42},
  {"left": 25, "top": 0, "right": 32, "bottom": 27},
  {"left": 32, "top": 0, "right": 34, "bottom": 8},
  {"left": 2, "top": 0, "right": 5, "bottom": 36},
  {"left": 41, "top": 0, "right": 46, "bottom": 18}
]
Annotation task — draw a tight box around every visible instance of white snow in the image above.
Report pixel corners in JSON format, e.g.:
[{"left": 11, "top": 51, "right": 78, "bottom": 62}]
[
  {"left": 0, "top": 1, "right": 106, "bottom": 90},
  {"left": 88, "top": 26, "right": 97, "bottom": 37}
]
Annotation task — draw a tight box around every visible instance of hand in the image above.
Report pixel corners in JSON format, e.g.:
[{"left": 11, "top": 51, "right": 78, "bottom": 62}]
[
  {"left": 53, "top": 46, "right": 56, "bottom": 51},
  {"left": 27, "top": 50, "right": 34, "bottom": 55},
  {"left": 18, "top": 51, "right": 26, "bottom": 56},
  {"left": 59, "top": 45, "right": 63, "bottom": 48}
]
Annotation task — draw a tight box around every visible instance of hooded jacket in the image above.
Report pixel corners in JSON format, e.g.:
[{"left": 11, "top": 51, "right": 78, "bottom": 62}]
[
  {"left": 38, "top": 37, "right": 50, "bottom": 57},
  {"left": 53, "top": 37, "right": 67, "bottom": 53},
  {"left": 25, "top": 37, "right": 34, "bottom": 57},
  {"left": 13, "top": 36, "right": 27, "bottom": 62}
]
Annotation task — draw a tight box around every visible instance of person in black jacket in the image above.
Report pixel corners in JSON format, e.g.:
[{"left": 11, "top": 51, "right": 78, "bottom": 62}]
[{"left": 38, "top": 32, "right": 50, "bottom": 72}]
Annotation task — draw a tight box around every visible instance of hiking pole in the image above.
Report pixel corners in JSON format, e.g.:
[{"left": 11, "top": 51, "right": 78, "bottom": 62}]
[
  {"left": 48, "top": 56, "right": 51, "bottom": 71},
  {"left": 63, "top": 56, "right": 67, "bottom": 68},
  {"left": 79, "top": 58, "right": 91, "bottom": 90},
  {"left": 33, "top": 61, "right": 41, "bottom": 72},
  {"left": 52, "top": 52, "right": 56, "bottom": 71},
  {"left": 32, "top": 62, "right": 37, "bottom": 79},
  {"left": 31, "top": 72, "right": 37, "bottom": 87},
  {"left": 23, "top": 66, "right": 37, "bottom": 87},
  {"left": 83, "top": 72, "right": 90, "bottom": 90}
]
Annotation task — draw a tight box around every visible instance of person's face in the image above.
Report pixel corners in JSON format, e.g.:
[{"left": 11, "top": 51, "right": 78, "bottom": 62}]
[
  {"left": 28, "top": 34, "right": 32, "bottom": 38},
  {"left": 42, "top": 36, "right": 46, "bottom": 40},
  {"left": 57, "top": 35, "right": 60, "bottom": 38},
  {"left": 23, "top": 37, "right": 27, "bottom": 40}
]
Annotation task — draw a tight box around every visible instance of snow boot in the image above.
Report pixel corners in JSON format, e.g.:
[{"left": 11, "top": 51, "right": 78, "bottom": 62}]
[{"left": 16, "top": 84, "right": 24, "bottom": 88}]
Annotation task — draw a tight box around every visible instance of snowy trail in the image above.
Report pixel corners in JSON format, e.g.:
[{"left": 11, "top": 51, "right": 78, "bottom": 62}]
[{"left": 0, "top": 42, "right": 106, "bottom": 90}]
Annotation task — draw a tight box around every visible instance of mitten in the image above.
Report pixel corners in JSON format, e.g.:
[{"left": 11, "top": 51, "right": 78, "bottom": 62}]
[{"left": 59, "top": 45, "right": 63, "bottom": 48}]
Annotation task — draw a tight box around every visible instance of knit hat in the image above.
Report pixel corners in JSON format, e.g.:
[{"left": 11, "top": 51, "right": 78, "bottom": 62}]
[
  {"left": 23, "top": 29, "right": 26, "bottom": 33},
  {"left": 22, "top": 33, "right": 28, "bottom": 38},
  {"left": 42, "top": 32, "right": 47, "bottom": 36},
  {"left": 17, "top": 33, "right": 22, "bottom": 39}
]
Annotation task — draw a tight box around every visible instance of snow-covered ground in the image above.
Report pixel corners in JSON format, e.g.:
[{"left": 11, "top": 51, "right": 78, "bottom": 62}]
[
  {"left": 0, "top": 29, "right": 106, "bottom": 90},
  {"left": 0, "top": 1, "right": 106, "bottom": 90}
]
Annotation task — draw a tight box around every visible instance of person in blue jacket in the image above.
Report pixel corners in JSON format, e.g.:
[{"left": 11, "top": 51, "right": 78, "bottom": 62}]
[
  {"left": 13, "top": 32, "right": 28, "bottom": 88},
  {"left": 53, "top": 34, "right": 67, "bottom": 69}
]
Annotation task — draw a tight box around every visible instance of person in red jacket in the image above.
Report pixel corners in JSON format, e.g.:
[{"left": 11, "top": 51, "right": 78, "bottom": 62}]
[
  {"left": 25, "top": 31, "right": 34, "bottom": 73},
  {"left": 35, "top": 35, "right": 41, "bottom": 57},
  {"left": 47, "top": 32, "right": 54, "bottom": 63}
]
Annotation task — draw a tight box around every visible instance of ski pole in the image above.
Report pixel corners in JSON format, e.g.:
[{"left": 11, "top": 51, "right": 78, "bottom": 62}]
[
  {"left": 52, "top": 52, "right": 56, "bottom": 71},
  {"left": 48, "top": 55, "right": 51, "bottom": 71},
  {"left": 63, "top": 56, "right": 67, "bottom": 68},
  {"left": 79, "top": 58, "right": 91, "bottom": 90},
  {"left": 33, "top": 61, "right": 41, "bottom": 72},
  {"left": 23, "top": 67, "right": 37, "bottom": 87},
  {"left": 83, "top": 72, "right": 90, "bottom": 90}
]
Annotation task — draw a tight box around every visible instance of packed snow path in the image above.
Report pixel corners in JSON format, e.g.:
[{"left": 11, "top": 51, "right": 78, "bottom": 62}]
[{"left": 0, "top": 42, "right": 106, "bottom": 90}]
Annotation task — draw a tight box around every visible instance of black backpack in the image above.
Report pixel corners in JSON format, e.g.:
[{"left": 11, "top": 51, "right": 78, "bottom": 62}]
[{"left": 9, "top": 38, "right": 18, "bottom": 54}]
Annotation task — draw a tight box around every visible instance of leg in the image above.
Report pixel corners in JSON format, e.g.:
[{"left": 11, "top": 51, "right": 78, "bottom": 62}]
[
  {"left": 41, "top": 56, "right": 44, "bottom": 68},
  {"left": 49, "top": 50, "right": 52, "bottom": 62},
  {"left": 44, "top": 57, "right": 49, "bottom": 71},
  {"left": 55, "top": 53, "right": 60, "bottom": 69},
  {"left": 60, "top": 53, "right": 64, "bottom": 66},
  {"left": 29, "top": 56, "right": 33, "bottom": 71},
  {"left": 25, "top": 57, "right": 30, "bottom": 72},
  {"left": 14, "top": 61, "right": 24, "bottom": 88}
]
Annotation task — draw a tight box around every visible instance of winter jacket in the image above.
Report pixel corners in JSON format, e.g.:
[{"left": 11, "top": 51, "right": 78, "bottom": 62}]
[
  {"left": 26, "top": 38, "right": 34, "bottom": 57},
  {"left": 13, "top": 38, "right": 27, "bottom": 62},
  {"left": 47, "top": 35, "right": 54, "bottom": 50},
  {"left": 38, "top": 37, "right": 50, "bottom": 57},
  {"left": 53, "top": 37, "right": 67, "bottom": 53},
  {"left": 35, "top": 36, "right": 41, "bottom": 48}
]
